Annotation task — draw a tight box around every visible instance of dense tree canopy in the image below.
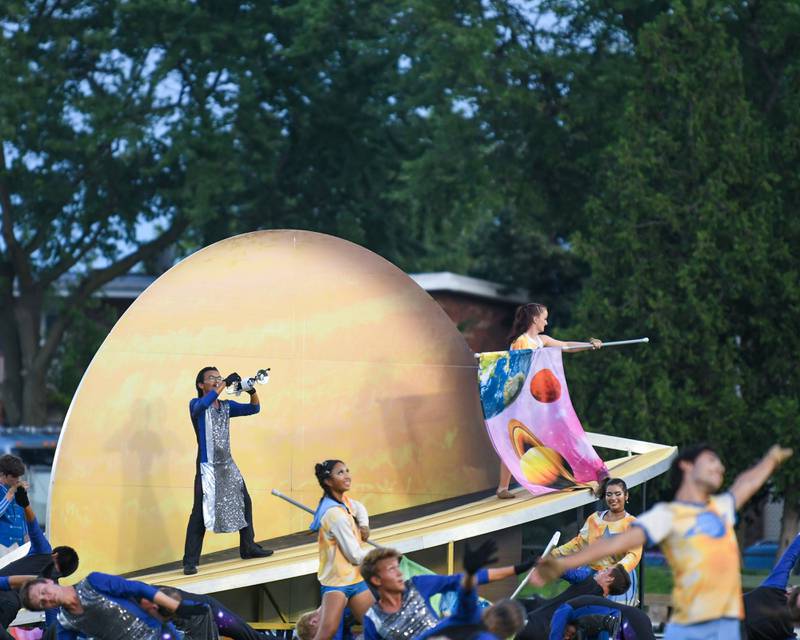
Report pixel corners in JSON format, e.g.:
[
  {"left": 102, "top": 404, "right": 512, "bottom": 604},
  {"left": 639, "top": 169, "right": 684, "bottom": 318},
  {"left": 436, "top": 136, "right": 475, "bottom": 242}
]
[{"left": 0, "top": 0, "right": 798, "bottom": 536}]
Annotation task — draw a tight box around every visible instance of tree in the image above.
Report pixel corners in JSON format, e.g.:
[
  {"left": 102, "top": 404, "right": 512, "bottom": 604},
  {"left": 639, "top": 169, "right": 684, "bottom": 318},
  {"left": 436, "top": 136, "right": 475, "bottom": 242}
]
[
  {"left": 0, "top": 0, "right": 255, "bottom": 424},
  {"left": 567, "top": 1, "right": 790, "bottom": 492}
]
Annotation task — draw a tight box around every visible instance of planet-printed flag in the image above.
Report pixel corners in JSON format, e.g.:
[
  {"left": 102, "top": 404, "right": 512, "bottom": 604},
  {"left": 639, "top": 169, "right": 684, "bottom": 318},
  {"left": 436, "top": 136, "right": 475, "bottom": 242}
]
[{"left": 477, "top": 347, "right": 609, "bottom": 495}]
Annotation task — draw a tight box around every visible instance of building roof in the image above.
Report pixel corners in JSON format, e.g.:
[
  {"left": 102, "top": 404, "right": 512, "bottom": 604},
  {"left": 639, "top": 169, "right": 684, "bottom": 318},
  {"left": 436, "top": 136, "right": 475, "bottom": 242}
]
[
  {"left": 57, "top": 271, "right": 529, "bottom": 304},
  {"left": 409, "top": 271, "right": 529, "bottom": 304}
]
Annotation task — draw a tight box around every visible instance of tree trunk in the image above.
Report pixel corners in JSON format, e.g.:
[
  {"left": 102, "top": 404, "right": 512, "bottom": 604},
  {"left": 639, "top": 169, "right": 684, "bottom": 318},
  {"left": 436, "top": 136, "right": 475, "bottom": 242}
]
[
  {"left": 0, "top": 289, "right": 55, "bottom": 426},
  {"left": 0, "top": 293, "right": 23, "bottom": 425},
  {"left": 21, "top": 363, "right": 47, "bottom": 426},
  {"left": 778, "top": 490, "right": 800, "bottom": 557}
]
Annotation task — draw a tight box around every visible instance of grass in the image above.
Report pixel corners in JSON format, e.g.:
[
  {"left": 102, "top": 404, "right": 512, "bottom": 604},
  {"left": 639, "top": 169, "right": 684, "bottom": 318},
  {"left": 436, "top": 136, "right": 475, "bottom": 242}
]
[{"left": 515, "top": 567, "right": 800, "bottom": 601}]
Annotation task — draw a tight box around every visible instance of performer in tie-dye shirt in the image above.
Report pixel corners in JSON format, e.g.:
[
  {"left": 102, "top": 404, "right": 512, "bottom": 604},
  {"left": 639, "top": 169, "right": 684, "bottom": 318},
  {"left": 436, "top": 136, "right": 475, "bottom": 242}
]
[
  {"left": 552, "top": 478, "right": 641, "bottom": 605},
  {"left": 309, "top": 460, "right": 374, "bottom": 640},
  {"left": 532, "top": 442, "right": 793, "bottom": 640}
]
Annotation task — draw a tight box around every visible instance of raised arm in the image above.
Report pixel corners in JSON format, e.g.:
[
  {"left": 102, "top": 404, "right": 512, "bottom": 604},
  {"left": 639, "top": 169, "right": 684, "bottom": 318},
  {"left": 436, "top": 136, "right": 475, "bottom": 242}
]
[
  {"left": 534, "top": 527, "right": 646, "bottom": 585},
  {"left": 729, "top": 445, "right": 792, "bottom": 509}
]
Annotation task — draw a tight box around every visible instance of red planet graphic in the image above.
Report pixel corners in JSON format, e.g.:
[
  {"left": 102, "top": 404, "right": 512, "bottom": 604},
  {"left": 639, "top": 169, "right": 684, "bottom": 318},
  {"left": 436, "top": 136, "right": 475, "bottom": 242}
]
[{"left": 530, "top": 368, "right": 562, "bottom": 403}]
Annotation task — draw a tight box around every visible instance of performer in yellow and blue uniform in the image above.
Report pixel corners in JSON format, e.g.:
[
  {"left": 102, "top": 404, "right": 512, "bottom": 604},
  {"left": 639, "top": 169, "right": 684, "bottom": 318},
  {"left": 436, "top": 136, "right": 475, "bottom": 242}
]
[
  {"left": 532, "top": 443, "right": 793, "bottom": 640},
  {"left": 309, "top": 460, "right": 373, "bottom": 640},
  {"left": 552, "top": 478, "right": 641, "bottom": 605}
]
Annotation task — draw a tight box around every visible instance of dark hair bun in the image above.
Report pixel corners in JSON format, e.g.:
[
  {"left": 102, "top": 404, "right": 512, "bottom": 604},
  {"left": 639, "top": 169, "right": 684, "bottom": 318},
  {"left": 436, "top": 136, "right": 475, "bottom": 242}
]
[{"left": 314, "top": 459, "right": 344, "bottom": 491}]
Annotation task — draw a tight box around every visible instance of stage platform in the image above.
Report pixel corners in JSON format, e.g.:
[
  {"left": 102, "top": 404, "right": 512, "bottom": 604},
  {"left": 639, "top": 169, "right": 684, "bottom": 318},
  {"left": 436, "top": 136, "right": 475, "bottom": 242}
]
[{"left": 127, "top": 434, "right": 675, "bottom": 595}]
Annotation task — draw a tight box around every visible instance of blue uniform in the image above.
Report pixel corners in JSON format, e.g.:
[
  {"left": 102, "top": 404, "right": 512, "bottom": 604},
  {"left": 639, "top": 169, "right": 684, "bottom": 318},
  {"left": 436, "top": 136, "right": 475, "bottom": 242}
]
[
  {"left": 363, "top": 570, "right": 489, "bottom": 640},
  {"left": 416, "top": 580, "right": 495, "bottom": 640},
  {"left": 0, "top": 489, "right": 27, "bottom": 550},
  {"left": 549, "top": 595, "right": 654, "bottom": 640},
  {"left": 55, "top": 572, "right": 181, "bottom": 640}
]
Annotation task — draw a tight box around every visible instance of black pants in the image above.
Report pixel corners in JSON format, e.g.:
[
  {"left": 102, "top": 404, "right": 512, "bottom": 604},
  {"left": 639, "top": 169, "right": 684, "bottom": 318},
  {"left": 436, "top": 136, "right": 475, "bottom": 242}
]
[
  {"left": 168, "top": 588, "right": 267, "bottom": 640},
  {"left": 0, "top": 592, "right": 20, "bottom": 630},
  {"left": 183, "top": 466, "right": 256, "bottom": 567}
]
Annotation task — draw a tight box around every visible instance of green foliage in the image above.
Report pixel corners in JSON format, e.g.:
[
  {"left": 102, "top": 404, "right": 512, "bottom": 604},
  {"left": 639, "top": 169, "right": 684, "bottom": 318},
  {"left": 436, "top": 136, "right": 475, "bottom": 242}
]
[{"left": 565, "top": 2, "right": 799, "bottom": 492}]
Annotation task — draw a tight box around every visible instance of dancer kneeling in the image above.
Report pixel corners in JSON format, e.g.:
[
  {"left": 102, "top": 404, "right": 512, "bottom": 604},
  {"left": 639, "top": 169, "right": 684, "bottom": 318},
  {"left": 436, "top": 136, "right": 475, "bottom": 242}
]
[
  {"left": 310, "top": 460, "right": 373, "bottom": 640},
  {"left": 360, "top": 544, "right": 538, "bottom": 640},
  {"left": 551, "top": 478, "right": 641, "bottom": 605},
  {"left": 20, "top": 572, "right": 214, "bottom": 639}
]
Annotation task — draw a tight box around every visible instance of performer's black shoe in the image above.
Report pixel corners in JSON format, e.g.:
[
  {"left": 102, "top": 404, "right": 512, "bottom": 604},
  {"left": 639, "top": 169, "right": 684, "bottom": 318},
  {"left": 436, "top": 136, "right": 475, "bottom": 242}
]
[
  {"left": 183, "top": 565, "right": 198, "bottom": 575},
  {"left": 240, "top": 545, "right": 274, "bottom": 559}
]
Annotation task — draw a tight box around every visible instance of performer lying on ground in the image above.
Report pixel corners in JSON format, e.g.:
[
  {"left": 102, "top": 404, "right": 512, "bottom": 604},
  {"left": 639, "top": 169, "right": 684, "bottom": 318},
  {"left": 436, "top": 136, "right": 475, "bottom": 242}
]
[
  {"left": 533, "top": 443, "right": 793, "bottom": 640},
  {"left": 548, "top": 595, "right": 655, "bottom": 640},
  {"left": 551, "top": 478, "right": 641, "bottom": 605},
  {"left": 148, "top": 586, "right": 277, "bottom": 640},
  {"left": 183, "top": 366, "right": 272, "bottom": 575},
  {"left": 743, "top": 531, "right": 800, "bottom": 640},
  {"left": 310, "top": 460, "right": 373, "bottom": 640},
  {"left": 518, "top": 566, "right": 631, "bottom": 640},
  {"left": 0, "top": 486, "right": 78, "bottom": 632},
  {"left": 415, "top": 540, "right": 526, "bottom": 640},
  {"left": 20, "top": 572, "right": 213, "bottom": 640},
  {"left": 359, "top": 545, "right": 537, "bottom": 640},
  {"left": 498, "top": 303, "right": 603, "bottom": 499}
]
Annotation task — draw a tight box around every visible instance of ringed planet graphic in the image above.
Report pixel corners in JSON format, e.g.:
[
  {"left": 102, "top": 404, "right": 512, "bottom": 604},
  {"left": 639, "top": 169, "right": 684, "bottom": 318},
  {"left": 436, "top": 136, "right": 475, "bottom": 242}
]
[{"left": 508, "top": 419, "right": 576, "bottom": 488}]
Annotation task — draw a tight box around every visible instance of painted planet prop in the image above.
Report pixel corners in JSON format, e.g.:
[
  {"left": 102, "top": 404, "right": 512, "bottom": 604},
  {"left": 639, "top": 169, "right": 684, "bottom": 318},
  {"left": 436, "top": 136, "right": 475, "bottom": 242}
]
[
  {"left": 48, "top": 230, "right": 497, "bottom": 577},
  {"left": 530, "top": 368, "right": 561, "bottom": 403}
]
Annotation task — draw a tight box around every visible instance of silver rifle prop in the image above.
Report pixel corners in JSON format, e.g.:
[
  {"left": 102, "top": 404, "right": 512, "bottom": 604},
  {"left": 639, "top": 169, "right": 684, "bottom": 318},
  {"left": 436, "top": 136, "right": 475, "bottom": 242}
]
[{"left": 509, "top": 531, "right": 561, "bottom": 599}]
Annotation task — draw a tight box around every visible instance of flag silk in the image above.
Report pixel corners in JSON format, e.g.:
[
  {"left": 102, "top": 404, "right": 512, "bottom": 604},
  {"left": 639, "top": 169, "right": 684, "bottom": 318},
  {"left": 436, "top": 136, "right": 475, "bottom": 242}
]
[{"left": 478, "top": 348, "right": 609, "bottom": 495}]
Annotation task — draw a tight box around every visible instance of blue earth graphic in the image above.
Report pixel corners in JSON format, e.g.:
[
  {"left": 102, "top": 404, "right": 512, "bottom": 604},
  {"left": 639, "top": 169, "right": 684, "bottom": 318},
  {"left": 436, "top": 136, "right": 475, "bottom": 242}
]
[{"left": 478, "top": 350, "right": 534, "bottom": 419}]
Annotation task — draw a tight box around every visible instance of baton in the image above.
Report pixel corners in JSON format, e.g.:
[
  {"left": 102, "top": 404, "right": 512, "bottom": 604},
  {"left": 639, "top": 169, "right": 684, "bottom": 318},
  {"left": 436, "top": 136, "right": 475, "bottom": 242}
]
[
  {"left": 561, "top": 337, "right": 649, "bottom": 351},
  {"left": 509, "top": 531, "right": 561, "bottom": 599}
]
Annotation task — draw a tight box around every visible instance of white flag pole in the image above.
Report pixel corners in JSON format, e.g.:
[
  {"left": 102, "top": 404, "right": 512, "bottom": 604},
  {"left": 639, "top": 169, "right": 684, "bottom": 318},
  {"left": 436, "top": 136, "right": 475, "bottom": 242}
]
[
  {"left": 561, "top": 337, "right": 649, "bottom": 351},
  {"left": 510, "top": 531, "right": 561, "bottom": 599}
]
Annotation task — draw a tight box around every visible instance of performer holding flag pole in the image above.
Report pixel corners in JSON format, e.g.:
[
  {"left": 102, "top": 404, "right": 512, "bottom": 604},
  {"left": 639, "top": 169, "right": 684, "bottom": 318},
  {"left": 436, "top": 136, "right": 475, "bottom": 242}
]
[
  {"left": 561, "top": 337, "right": 649, "bottom": 351},
  {"left": 497, "top": 302, "right": 604, "bottom": 499}
]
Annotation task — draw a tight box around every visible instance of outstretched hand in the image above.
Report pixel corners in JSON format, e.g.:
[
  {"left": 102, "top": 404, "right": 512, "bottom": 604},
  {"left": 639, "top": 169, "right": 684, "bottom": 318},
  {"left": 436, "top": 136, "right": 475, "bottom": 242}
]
[
  {"left": 531, "top": 556, "right": 564, "bottom": 585},
  {"left": 224, "top": 372, "right": 241, "bottom": 387},
  {"left": 768, "top": 445, "right": 793, "bottom": 466},
  {"left": 463, "top": 539, "right": 498, "bottom": 576}
]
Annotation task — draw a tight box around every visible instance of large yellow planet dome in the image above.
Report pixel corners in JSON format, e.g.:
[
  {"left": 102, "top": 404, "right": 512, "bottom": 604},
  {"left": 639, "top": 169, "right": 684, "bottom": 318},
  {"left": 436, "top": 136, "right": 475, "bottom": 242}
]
[{"left": 48, "top": 230, "right": 496, "bottom": 576}]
